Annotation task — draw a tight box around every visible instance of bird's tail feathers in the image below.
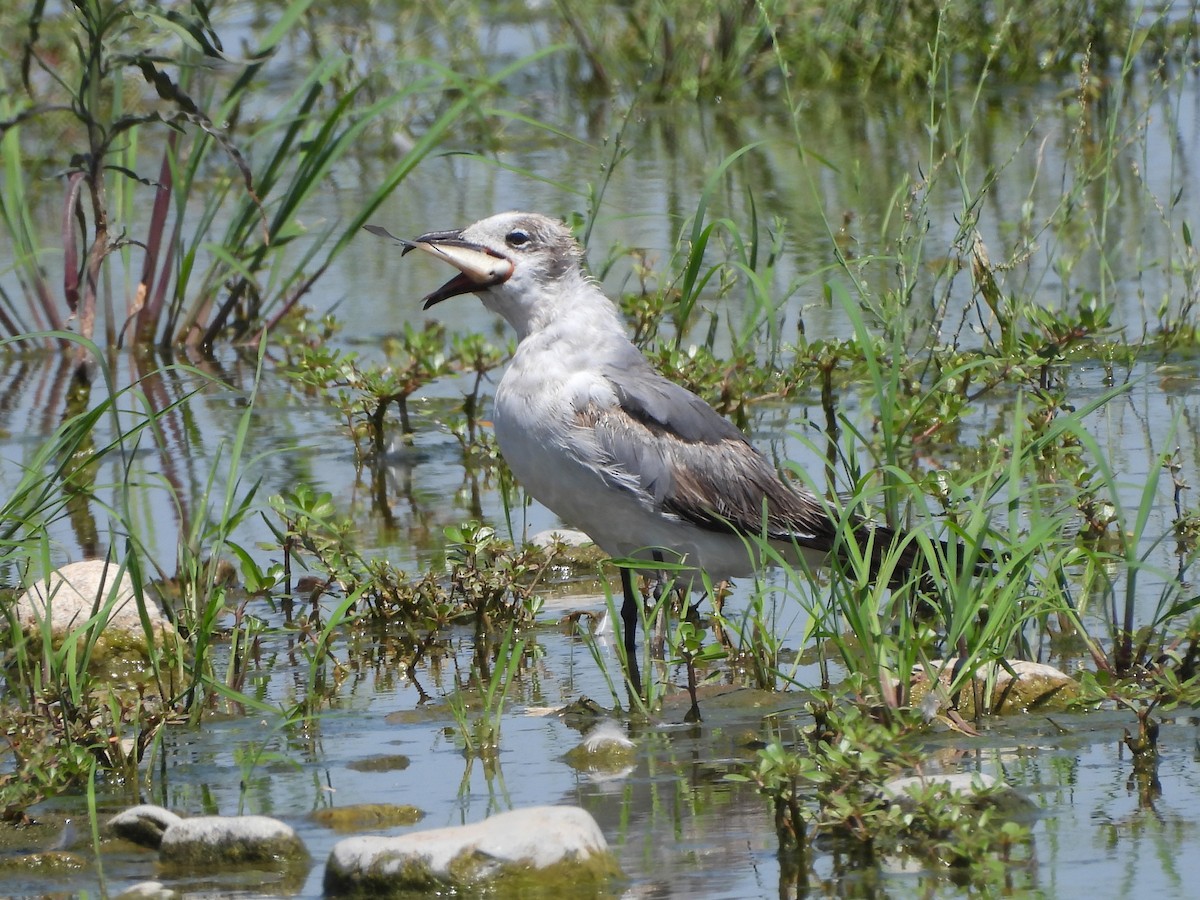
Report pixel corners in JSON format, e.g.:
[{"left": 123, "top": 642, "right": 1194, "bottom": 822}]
[{"left": 845, "top": 520, "right": 993, "bottom": 595}]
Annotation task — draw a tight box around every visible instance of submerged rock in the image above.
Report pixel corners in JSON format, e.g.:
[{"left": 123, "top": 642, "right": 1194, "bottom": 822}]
[
  {"left": 114, "top": 881, "right": 179, "bottom": 899},
  {"left": 564, "top": 720, "right": 637, "bottom": 775},
  {"left": 324, "top": 805, "right": 619, "bottom": 897},
  {"left": 107, "top": 805, "right": 183, "bottom": 849},
  {"left": 911, "top": 658, "right": 1077, "bottom": 715},
  {"left": 158, "top": 815, "right": 308, "bottom": 870},
  {"left": 882, "top": 772, "right": 1036, "bottom": 818},
  {"left": 311, "top": 804, "right": 424, "bottom": 832},
  {"left": 345, "top": 754, "right": 410, "bottom": 773},
  {"left": 558, "top": 696, "right": 613, "bottom": 729}
]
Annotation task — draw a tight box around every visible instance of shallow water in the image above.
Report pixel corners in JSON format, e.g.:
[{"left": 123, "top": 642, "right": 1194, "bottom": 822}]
[
  {"left": 5, "top": 609, "right": 1200, "bottom": 898},
  {"left": 4, "top": 6, "right": 1200, "bottom": 897}
]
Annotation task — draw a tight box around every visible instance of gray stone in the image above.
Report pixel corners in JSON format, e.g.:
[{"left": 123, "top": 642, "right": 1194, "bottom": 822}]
[
  {"left": 530, "top": 528, "right": 594, "bottom": 549},
  {"left": 114, "top": 881, "right": 179, "bottom": 899},
  {"left": 912, "top": 658, "right": 1077, "bottom": 714},
  {"left": 324, "top": 805, "right": 619, "bottom": 896},
  {"left": 107, "top": 805, "right": 183, "bottom": 849},
  {"left": 564, "top": 721, "right": 637, "bottom": 776},
  {"left": 158, "top": 815, "right": 309, "bottom": 869},
  {"left": 881, "top": 773, "right": 1036, "bottom": 818},
  {"left": 882, "top": 772, "right": 1000, "bottom": 800},
  {"left": 12, "top": 560, "right": 174, "bottom": 641}
]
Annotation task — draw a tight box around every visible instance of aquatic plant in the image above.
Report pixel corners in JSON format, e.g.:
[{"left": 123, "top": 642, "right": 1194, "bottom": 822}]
[
  {"left": 0, "top": 1, "right": 550, "bottom": 355},
  {"left": 286, "top": 320, "right": 509, "bottom": 463},
  {"left": 731, "top": 698, "right": 1033, "bottom": 888},
  {"left": 549, "top": 0, "right": 1160, "bottom": 99},
  {"left": 667, "top": 619, "right": 726, "bottom": 722},
  {"left": 446, "top": 622, "right": 527, "bottom": 760},
  {"left": 267, "top": 494, "right": 554, "bottom": 646},
  {"left": 450, "top": 332, "right": 510, "bottom": 458}
]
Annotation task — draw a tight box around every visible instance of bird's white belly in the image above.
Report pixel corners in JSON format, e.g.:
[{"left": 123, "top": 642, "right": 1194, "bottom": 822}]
[{"left": 492, "top": 364, "right": 820, "bottom": 583}]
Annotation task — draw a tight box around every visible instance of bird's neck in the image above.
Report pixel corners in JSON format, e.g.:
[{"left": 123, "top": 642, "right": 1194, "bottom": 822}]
[{"left": 493, "top": 275, "right": 626, "bottom": 344}]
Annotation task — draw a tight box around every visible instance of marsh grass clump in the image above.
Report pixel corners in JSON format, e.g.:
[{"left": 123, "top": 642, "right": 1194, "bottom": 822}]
[
  {"left": 1, "top": 676, "right": 172, "bottom": 810},
  {"left": 0, "top": 561, "right": 186, "bottom": 810},
  {"left": 445, "top": 622, "right": 528, "bottom": 761},
  {"left": 0, "top": 1, "right": 537, "bottom": 355},
  {"left": 285, "top": 321, "right": 508, "bottom": 461},
  {"left": 270, "top": 488, "right": 553, "bottom": 638},
  {"left": 550, "top": 0, "right": 1157, "bottom": 99},
  {"left": 733, "top": 699, "right": 1033, "bottom": 888}
]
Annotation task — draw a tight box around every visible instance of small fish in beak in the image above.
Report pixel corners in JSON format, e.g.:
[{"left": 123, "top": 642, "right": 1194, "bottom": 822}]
[{"left": 364, "top": 224, "right": 514, "bottom": 308}]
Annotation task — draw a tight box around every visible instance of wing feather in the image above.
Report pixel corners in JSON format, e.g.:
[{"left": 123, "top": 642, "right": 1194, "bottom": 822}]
[
  {"left": 575, "top": 358, "right": 838, "bottom": 552},
  {"left": 564, "top": 356, "right": 946, "bottom": 589}
]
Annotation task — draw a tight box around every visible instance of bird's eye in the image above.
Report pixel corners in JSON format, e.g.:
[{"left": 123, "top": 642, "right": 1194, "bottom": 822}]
[{"left": 505, "top": 230, "right": 530, "bottom": 248}]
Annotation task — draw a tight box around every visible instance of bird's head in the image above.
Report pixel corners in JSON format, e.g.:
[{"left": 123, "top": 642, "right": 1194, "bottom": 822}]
[{"left": 371, "top": 211, "right": 587, "bottom": 338}]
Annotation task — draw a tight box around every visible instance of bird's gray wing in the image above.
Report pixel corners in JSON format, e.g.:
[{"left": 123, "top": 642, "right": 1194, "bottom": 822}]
[
  {"left": 600, "top": 351, "right": 746, "bottom": 445},
  {"left": 585, "top": 354, "right": 837, "bottom": 549}
]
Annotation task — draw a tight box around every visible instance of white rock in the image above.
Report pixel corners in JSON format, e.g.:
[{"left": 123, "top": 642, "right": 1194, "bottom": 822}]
[
  {"left": 13, "top": 560, "right": 173, "bottom": 639},
  {"left": 158, "top": 815, "right": 308, "bottom": 867},
  {"left": 921, "top": 658, "right": 1073, "bottom": 688},
  {"left": 988, "top": 659, "right": 1073, "bottom": 686},
  {"left": 882, "top": 772, "right": 999, "bottom": 801},
  {"left": 114, "top": 881, "right": 178, "bottom": 899},
  {"left": 530, "top": 529, "right": 594, "bottom": 549},
  {"left": 325, "top": 805, "right": 615, "bottom": 894},
  {"left": 914, "top": 658, "right": 1077, "bottom": 713}
]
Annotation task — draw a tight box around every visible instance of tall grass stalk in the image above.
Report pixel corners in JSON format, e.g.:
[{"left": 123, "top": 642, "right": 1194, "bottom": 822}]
[
  {"left": 86, "top": 759, "right": 106, "bottom": 889},
  {"left": 286, "top": 583, "right": 369, "bottom": 720},
  {"left": 671, "top": 144, "right": 765, "bottom": 343},
  {"left": 550, "top": 0, "right": 1151, "bottom": 99},
  {"left": 447, "top": 622, "right": 526, "bottom": 757},
  {"left": 578, "top": 589, "right": 626, "bottom": 710},
  {"left": 1051, "top": 408, "right": 1200, "bottom": 675},
  {"left": 713, "top": 566, "right": 786, "bottom": 691},
  {"left": 579, "top": 562, "right": 679, "bottom": 714},
  {"left": 0, "top": 3, "right": 558, "bottom": 350}
]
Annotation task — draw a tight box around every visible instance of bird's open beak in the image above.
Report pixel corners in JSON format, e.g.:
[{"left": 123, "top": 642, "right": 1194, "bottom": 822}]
[{"left": 363, "top": 224, "right": 514, "bottom": 309}]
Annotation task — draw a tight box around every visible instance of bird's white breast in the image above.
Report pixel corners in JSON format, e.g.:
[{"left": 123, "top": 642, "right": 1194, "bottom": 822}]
[{"left": 492, "top": 327, "right": 624, "bottom": 519}]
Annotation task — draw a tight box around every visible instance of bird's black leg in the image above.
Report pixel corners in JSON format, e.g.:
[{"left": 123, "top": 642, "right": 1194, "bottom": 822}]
[
  {"left": 620, "top": 566, "right": 642, "bottom": 696},
  {"left": 650, "top": 549, "right": 669, "bottom": 655}
]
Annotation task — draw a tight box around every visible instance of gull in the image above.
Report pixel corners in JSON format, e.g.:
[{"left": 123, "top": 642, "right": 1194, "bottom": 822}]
[{"left": 368, "top": 212, "right": 939, "bottom": 688}]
